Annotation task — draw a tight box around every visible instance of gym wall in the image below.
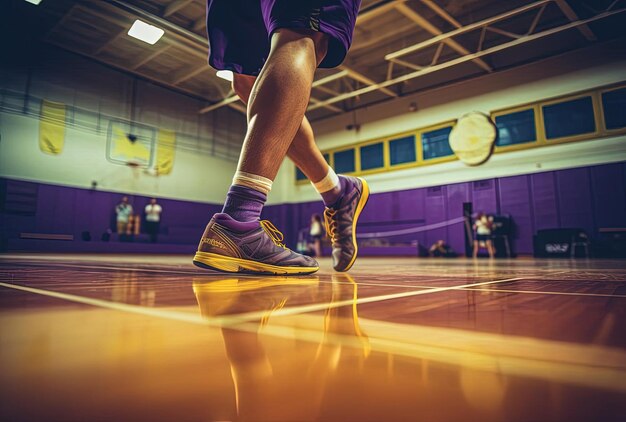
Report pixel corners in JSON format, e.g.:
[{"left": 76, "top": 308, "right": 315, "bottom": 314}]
[
  {"left": 0, "top": 45, "right": 245, "bottom": 204},
  {"left": 271, "top": 38, "right": 626, "bottom": 205}
]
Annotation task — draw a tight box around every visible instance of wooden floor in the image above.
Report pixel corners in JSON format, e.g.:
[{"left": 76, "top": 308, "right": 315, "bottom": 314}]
[{"left": 1, "top": 254, "right": 625, "bottom": 422}]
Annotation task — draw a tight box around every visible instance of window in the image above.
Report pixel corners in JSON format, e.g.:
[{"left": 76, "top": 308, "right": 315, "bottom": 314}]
[
  {"left": 294, "top": 84, "right": 619, "bottom": 184},
  {"left": 421, "top": 126, "right": 453, "bottom": 160},
  {"left": 495, "top": 109, "right": 536, "bottom": 146},
  {"left": 360, "top": 143, "right": 384, "bottom": 171},
  {"left": 602, "top": 87, "right": 626, "bottom": 130},
  {"left": 543, "top": 96, "right": 595, "bottom": 140},
  {"left": 334, "top": 149, "right": 355, "bottom": 173},
  {"left": 296, "top": 167, "right": 307, "bottom": 181},
  {"left": 389, "top": 135, "right": 416, "bottom": 166}
]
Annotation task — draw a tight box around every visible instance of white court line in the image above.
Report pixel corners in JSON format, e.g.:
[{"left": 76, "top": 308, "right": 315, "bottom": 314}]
[
  {"left": 1, "top": 262, "right": 205, "bottom": 275},
  {"left": 458, "top": 287, "right": 626, "bottom": 298},
  {"left": 0, "top": 281, "right": 208, "bottom": 325},
  {"left": 3, "top": 279, "right": 626, "bottom": 392},
  {"left": 0, "top": 276, "right": 525, "bottom": 327},
  {"left": 0, "top": 261, "right": 532, "bottom": 292},
  {"left": 1, "top": 260, "right": 549, "bottom": 281},
  {"left": 223, "top": 277, "right": 527, "bottom": 322}
]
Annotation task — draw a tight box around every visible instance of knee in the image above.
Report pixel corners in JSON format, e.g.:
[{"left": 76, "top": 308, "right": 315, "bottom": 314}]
[{"left": 272, "top": 29, "right": 328, "bottom": 68}]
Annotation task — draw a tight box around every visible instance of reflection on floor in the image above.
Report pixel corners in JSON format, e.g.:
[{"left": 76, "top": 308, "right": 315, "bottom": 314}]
[{"left": 1, "top": 254, "right": 625, "bottom": 421}]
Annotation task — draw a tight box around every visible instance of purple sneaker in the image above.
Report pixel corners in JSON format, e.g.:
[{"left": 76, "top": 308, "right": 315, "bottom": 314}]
[
  {"left": 324, "top": 176, "right": 370, "bottom": 272},
  {"left": 193, "top": 213, "right": 319, "bottom": 275}
]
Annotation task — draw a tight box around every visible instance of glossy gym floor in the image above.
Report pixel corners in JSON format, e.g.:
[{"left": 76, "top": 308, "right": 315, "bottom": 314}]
[{"left": 1, "top": 254, "right": 625, "bottom": 421}]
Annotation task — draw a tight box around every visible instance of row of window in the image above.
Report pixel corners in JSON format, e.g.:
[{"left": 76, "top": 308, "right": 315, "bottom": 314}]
[{"left": 296, "top": 84, "right": 626, "bottom": 181}]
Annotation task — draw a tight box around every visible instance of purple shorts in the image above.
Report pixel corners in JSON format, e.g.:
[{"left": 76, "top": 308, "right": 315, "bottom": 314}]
[{"left": 206, "top": 0, "right": 361, "bottom": 76}]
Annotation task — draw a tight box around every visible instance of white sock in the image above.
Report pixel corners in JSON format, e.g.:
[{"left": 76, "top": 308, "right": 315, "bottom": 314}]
[
  {"left": 233, "top": 171, "right": 273, "bottom": 195},
  {"left": 312, "top": 166, "right": 340, "bottom": 194}
]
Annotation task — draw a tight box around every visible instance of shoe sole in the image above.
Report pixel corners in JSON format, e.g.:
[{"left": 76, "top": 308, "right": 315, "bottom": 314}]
[
  {"left": 336, "top": 177, "right": 370, "bottom": 272},
  {"left": 193, "top": 251, "right": 319, "bottom": 275}
]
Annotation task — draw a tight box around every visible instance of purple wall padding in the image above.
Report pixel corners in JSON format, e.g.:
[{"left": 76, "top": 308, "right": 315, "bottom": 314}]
[
  {"left": 530, "top": 172, "right": 560, "bottom": 231},
  {"left": 2, "top": 161, "right": 625, "bottom": 254},
  {"left": 0, "top": 178, "right": 222, "bottom": 253},
  {"left": 556, "top": 167, "right": 595, "bottom": 235},
  {"left": 360, "top": 191, "right": 393, "bottom": 224},
  {"left": 424, "top": 187, "right": 447, "bottom": 248},
  {"left": 445, "top": 182, "right": 471, "bottom": 253},
  {"left": 471, "top": 179, "right": 498, "bottom": 216},
  {"left": 590, "top": 164, "right": 626, "bottom": 229},
  {"left": 498, "top": 175, "right": 534, "bottom": 254}
]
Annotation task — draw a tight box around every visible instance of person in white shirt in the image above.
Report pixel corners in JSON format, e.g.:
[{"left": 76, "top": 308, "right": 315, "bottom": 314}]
[
  {"left": 144, "top": 198, "right": 163, "bottom": 243},
  {"left": 473, "top": 212, "right": 495, "bottom": 258},
  {"left": 115, "top": 196, "right": 133, "bottom": 239}
]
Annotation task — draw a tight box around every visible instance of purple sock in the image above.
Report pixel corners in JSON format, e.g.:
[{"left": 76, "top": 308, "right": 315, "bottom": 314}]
[
  {"left": 321, "top": 175, "right": 350, "bottom": 208},
  {"left": 222, "top": 185, "right": 267, "bottom": 222}
]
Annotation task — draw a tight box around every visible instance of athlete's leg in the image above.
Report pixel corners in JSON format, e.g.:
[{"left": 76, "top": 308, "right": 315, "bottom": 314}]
[
  {"left": 194, "top": 29, "right": 328, "bottom": 274},
  {"left": 230, "top": 54, "right": 369, "bottom": 273},
  {"left": 219, "top": 28, "right": 328, "bottom": 224},
  {"left": 233, "top": 74, "right": 341, "bottom": 205},
  {"left": 233, "top": 74, "right": 329, "bottom": 183},
  {"left": 236, "top": 28, "right": 328, "bottom": 180}
]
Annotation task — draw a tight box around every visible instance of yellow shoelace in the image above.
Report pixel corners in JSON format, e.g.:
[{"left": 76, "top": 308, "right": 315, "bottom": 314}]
[
  {"left": 260, "top": 220, "right": 287, "bottom": 249},
  {"left": 324, "top": 208, "right": 338, "bottom": 243}
]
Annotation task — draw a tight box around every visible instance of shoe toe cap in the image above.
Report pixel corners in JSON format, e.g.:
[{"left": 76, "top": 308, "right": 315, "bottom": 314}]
[{"left": 304, "top": 255, "right": 319, "bottom": 267}]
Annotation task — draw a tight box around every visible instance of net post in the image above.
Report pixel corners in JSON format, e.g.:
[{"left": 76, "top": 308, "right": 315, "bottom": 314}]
[{"left": 463, "top": 202, "right": 473, "bottom": 257}]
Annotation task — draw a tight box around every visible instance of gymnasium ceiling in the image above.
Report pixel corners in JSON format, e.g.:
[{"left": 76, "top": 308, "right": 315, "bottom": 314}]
[{"left": 7, "top": 0, "right": 626, "bottom": 121}]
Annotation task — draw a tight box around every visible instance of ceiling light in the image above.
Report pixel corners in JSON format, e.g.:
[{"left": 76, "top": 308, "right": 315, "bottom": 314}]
[
  {"left": 216, "top": 70, "right": 234, "bottom": 82},
  {"left": 128, "top": 20, "right": 164, "bottom": 45},
  {"left": 24, "top": 0, "right": 43, "bottom": 5}
]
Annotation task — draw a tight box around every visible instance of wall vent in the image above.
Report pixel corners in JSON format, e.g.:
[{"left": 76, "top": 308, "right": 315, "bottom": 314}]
[
  {"left": 427, "top": 186, "right": 443, "bottom": 197},
  {"left": 0, "top": 180, "right": 39, "bottom": 216},
  {"left": 473, "top": 180, "right": 492, "bottom": 191}
]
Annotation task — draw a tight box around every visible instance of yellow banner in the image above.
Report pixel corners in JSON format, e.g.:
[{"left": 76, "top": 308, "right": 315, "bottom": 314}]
[
  {"left": 39, "top": 100, "right": 66, "bottom": 155},
  {"left": 156, "top": 129, "right": 176, "bottom": 175}
]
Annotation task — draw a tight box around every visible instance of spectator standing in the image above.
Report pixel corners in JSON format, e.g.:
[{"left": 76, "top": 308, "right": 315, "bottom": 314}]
[
  {"left": 115, "top": 196, "right": 133, "bottom": 240},
  {"left": 145, "top": 198, "right": 163, "bottom": 243}
]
